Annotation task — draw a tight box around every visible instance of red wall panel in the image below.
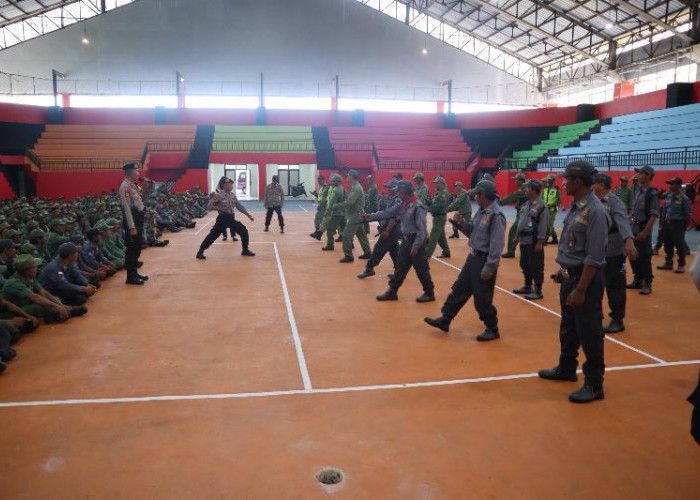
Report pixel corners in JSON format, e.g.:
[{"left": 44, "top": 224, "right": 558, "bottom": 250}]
[
  {"left": 147, "top": 153, "right": 189, "bottom": 169},
  {"left": 692, "top": 82, "right": 700, "bottom": 104},
  {"left": 63, "top": 108, "right": 156, "bottom": 125},
  {"left": 364, "top": 112, "right": 443, "bottom": 129},
  {"left": 0, "top": 170, "right": 16, "bottom": 199},
  {"left": 36, "top": 171, "right": 125, "bottom": 199},
  {"left": 0, "top": 103, "right": 47, "bottom": 124},
  {"left": 172, "top": 169, "right": 208, "bottom": 192},
  {"left": 266, "top": 110, "right": 336, "bottom": 126},
  {"left": 457, "top": 107, "right": 578, "bottom": 129},
  {"left": 176, "top": 108, "right": 257, "bottom": 125},
  {"left": 594, "top": 89, "right": 667, "bottom": 120}
]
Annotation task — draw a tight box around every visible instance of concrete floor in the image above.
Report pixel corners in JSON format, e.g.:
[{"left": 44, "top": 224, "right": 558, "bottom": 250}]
[{"left": 1, "top": 204, "right": 699, "bottom": 498}]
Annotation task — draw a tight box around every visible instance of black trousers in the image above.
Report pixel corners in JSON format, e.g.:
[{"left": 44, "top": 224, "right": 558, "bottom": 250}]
[
  {"left": 366, "top": 225, "right": 400, "bottom": 270},
  {"left": 558, "top": 268, "right": 605, "bottom": 388},
  {"left": 663, "top": 220, "right": 688, "bottom": 266},
  {"left": 630, "top": 229, "right": 653, "bottom": 284},
  {"left": 519, "top": 242, "right": 544, "bottom": 288},
  {"left": 389, "top": 235, "right": 434, "bottom": 294},
  {"left": 441, "top": 253, "right": 498, "bottom": 330},
  {"left": 199, "top": 213, "right": 249, "bottom": 252},
  {"left": 265, "top": 206, "right": 284, "bottom": 229},
  {"left": 124, "top": 209, "right": 144, "bottom": 278},
  {"left": 604, "top": 254, "right": 626, "bottom": 322},
  {"left": 51, "top": 287, "right": 88, "bottom": 306}
]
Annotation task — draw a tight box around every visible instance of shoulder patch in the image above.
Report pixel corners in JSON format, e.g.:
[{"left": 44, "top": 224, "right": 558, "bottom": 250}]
[{"left": 125, "top": 189, "right": 131, "bottom": 198}]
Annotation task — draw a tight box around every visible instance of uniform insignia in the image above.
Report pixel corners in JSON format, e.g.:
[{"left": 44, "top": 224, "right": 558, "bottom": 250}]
[
  {"left": 484, "top": 214, "right": 491, "bottom": 224},
  {"left": 574, "top": 215, "right": 588, "bottom": 225},
  {"left": 581, "top": 207, "right": 589, "bottom": 217},
  {"left": 125, "top": 189, "right": 131, "bottom": 198}
]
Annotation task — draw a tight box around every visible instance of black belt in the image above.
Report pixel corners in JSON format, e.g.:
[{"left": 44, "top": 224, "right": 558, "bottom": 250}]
[{"left": 469, "top": 248, "right": 488, "bottom": 258}]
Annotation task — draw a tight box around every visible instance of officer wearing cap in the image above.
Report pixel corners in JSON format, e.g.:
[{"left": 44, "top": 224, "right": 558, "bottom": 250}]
[
  {"left": 336, "top": 169, "right": 372, "bottom": 263},
  {"left": 500, "top": 172, "right": 528, "bottom": 258},
  {"left": 538, "top": 161, "right": 609, "bottom": 404},
  {"left": 615, "top": 176, "right": 633, "bottom": 213},
  {"left": 358, "top": 180, "right": 401, "bottom": 279},
  {"left": 425, "top": 175, "right": 451, "bottom": 258},
  {"left": 657, "top": 177, "right": 691, "bottom": 273},
  {"left": 310, "top": 175, "right": 329, "bottom": 240},
  {"left": 542, "top": 174, "right": 561, "bottom": 244},
  {"left": 38, "top": 242, "right": 96, "bottom": 306},
  {"left": 362, "top": 180, "right": 435, "bottom": 302},
  {"left": 592, "top": 173, "right": 638, "bottom": 334},
  {"left": 320, "top": 174, "right": 347, "bottom": 251},
  {"left": 627, "top": 165, "right": 659, "bottom": 295},
  {"left": 447, "top": 181, "right": 472, "bottom": 239},
  {"left": 0, "top": 239, "right": 18, "bottom": 280},
  {"left": 424, "top": 179, "right": 506, "bottom": 341},
  {"left": 413, "top": 173, "right": 430, "bottom": 206},
  {"left": 119, "top": 163, "right": 148, "bottom": 285},
  {"left": 512, "top": 179, "right": 548, "bottom": 300},
  {"left": 364, "top": 175, "right": 379, "bottom": 234}
]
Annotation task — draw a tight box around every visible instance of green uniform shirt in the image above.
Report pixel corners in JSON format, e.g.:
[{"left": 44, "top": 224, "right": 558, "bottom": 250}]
[
  {"left": 428, "top": 187, "right": 449, "bottom": 215},
  {"left": 2, "top": 274, "right": 42, "bottom": 308},
  {"left": 366, "top": 182, "right": 379, "bottom": 213},
  {"left": 615, "top": 186, "right": 633, "bottom": 211},
  {"left": 448, "top": 189, "right": 472, "bottom": 217},
  {"left": 415, "top": 183, "right": 430, "bottom": 206},
  {"left": 501, "top": 187, "right": 527, "bottom": 211},
  {"left": 46, "top": 232, "right": 70, "bottom": 257}
]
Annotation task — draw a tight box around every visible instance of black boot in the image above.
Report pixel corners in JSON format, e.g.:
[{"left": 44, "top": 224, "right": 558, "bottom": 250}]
[
  {"left": 538, "top": 366, "right": 577, "bottom": 382},
  {"left": 604, "top": 319, "right": 625, "bottom": 333},
  {"left": 569, "top": 385, "right": 604, "bottom": 403},
  {"left": 196, "top": 251, "right": 206, "bottom": 260},
  {"left": 415, "top": 292, "right": 435, "bottom": 303},
  {"left": 424, "top": 316, "right": 450, "bottom": 332},
  {"left": 512, "top": 285, "right": 532, "bottom": 294},
  {"left": 525, "top": 288, "right": 543, "bottom": 300},
  {"left": 476, "top": 328, "right": 500, "bottom": 342},
  {"left": 357, "top": 269, "right": 376, "bottom": 279},
  {"left": 640, "top": 281, "right": 652, "bottom": 295},
  {"left": 626, "top": 278, "right": 642, "bottom": 289},
  {"left": 241, "top": 249, "right": 256, "bottom": 256},
  {"left": 376, "top": 289, "right": 398, "bottom": 301}
]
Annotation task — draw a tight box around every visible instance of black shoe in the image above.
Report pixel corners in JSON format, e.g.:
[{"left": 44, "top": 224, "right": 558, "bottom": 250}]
[
  {"left": 376, "top": 290, "right": 398, "bottom": 301},
  {"left": 653, "top": 246, "right": 661, "bottom": 256},
  {"left": 604, "top": 320, "right": 625, "bottom": 334},
  {"left": 136, "top": 261, "right": 143, "bottom": 268},
  {"left": 264, "top": 227, "right": 269, "bottom": 232},
  {"left": 501, "top": 252, "right": 515, "bottom": 258},
  {"left": 196, "top": 252, "right": 206, "bottom": 260},
  {"left": 280, "top": 228, "right": 285, "bottom": 234},
  {"left": 640, "top": 283, "right": 652, "bottom": 295},
  {"left": 675, "top": 266, "right": 686, "bottom": 274},
  {"left": 525, "top": 290, "right": 543, "bottom": 300},
  {"left": 0, "top": 348, "right": 16, "bottom": 362},
  {"left": 137, "top": 274, "right": 149, "bottom": 281},
  {"left": 241, "top": 249, "right": 256, "bottom": 256},
  {"left": 656, "top": 263, "right": 673, "bottom": 270},
  {"left": 0, "top": 361, "right": 6, "bottom": 374},
  {"left": 321, "top": 246, "right": 334, "bottom": 251},
  {"left": 232, "top": 236, "right": 238, "bottom": 241},
  {"left": 335, "top": 236, "right": 343, "bottom": 242},
  {"left": 387, "top": 273, "right": 394, "bottom": 280},
  {"left": 476, "top": 328, "right": 500, "bottom": 342},
  {"left": 437, "top": 252, "right": 451, "bottom": 258},
  {"left": 569, "top": 385, "right": 604, "bottom": 403},
  {"left": 126, "top": 277, "right": 145, "bottom": 285},
  {"left": 626, "top": 278, "right": 642, "bottom": 289},
  {"left": 358, "top": 253, "right": 371, "bottom": 260},
  {"left": 538, "top": 366, "right": 577, "bottom": 382},
  {"left": 551, "top": 236, "right": 558, "bottom": 244},
  {"left": 70, "top": 306, "right": 88, "bottom": 317},
  {"left": 222, "top": 236, "right": 228, "bottom": 241},
  {"left": 424, "top": 316, "right": 450, "bottom": 333},
  {"left": 339, "top": 256, "right": 354, "bottom": 263},
  {"left": 415, "top": 292, "right": 435, "bottom": 303},
  {"left": 310, "top": 231, "right": 322, "bottom": 240},
  {"left": 449, "top": 234, "right": 459, "bottom": 239},
  {"left": 357, "top": 269, "right": 376, "bottom": 279},
  {"left": 512, "top": 285, "right": 532, "bottom": 294}
]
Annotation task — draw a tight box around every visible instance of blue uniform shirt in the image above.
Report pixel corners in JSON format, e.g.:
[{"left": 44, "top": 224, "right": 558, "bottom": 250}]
[
  {"left": 664, "top": 191, "right": 691, "bottom": 221},
  {"left": 457, "top": 200, "right": 506, "bottom": 275},
  {"left": 369, "top": 199, "right": 428, "bottom": 253},
  {"left": 556, "top": 189, "right": 609, "bottom": 268}
]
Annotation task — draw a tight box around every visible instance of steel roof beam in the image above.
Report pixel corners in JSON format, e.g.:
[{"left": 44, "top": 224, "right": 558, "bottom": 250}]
[{"left": 609, "top": 0, "right": 694, "bottom": 43}]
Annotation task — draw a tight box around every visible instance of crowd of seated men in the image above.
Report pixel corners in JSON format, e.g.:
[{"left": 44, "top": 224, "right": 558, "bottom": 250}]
[{"left": 0, "top": 189, "right": 210, "bottom": 374}]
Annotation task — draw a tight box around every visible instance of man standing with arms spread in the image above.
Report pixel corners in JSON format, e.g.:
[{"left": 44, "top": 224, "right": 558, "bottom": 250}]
[
  {"left": 448, "top": 181, "right": 472, "bottom": 239},
  {"left": 424, "top": 180, "right": 506, "bottom": 342},
  {"left": 413, "top": 173, "right": 430, "bottom": 206},
  {"left": 362, "top": 180, "right": 435, "bottom": 303},
  {"left": 592, "top": 173, "right": 638, "bottom": 334},
  {"left": 615, "top": 176, "right": 633, "bottom": 213},
  {"left": 627, "top": 165, "right": 659, "bottom": 295},
  {"left": 425, "top": 176, "right": 451, "bottom": 258},
  {"left": 657, "top": 177, "right": 691, "bottom": 273},
  {"left": 542, "top": 174, "right": 561, "bottom": 244},
  {"left": 119, "top": 163, "right": 148, "bottom": 285},
  {"left": 538, "top": 161, "right": 609, "bottom": 403},
  {"left": 336, "top": 170, "right": 371, "bottom": 263},
  {"left": 500, "top": 172, "right": 527, "bottom": 258}
]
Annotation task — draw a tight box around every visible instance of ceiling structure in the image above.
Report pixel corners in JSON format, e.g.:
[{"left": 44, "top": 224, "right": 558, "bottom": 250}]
[{"left": 360, "top": 0, "right": 699, "bottom": 89}]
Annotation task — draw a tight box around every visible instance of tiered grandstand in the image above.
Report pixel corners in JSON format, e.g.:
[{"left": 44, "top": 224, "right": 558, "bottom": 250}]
[
  {"left": 27, "top": 124, "right": 196, "bottom": 171},
  {"left": 211, "top": 126, "right": 316, "bottom": 152}
]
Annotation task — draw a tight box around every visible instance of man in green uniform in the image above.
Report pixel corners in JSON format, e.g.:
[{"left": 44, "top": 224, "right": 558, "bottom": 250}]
[
  {"left": 364, "top": 175, "right": 379, "bottom": 234},
  {"left": 413, "top": 173, "right": 430, "bottom": 206},
  {"left": 500, "top": 173, "right": 528, "bottom": 258},
  {"left": 542, "top": 174, "right": 561, "bottom": 244},
  {"left": 448, "top": 181, "right": 472, "bottom": 238},
  {"left": 310, "top": 175, "right": 328, "bottom": 239},
  {"left": 425, "top": 176, "right": 451, "bottom": 258},
  {"left": 615, "top": 176, "right": 633, "bottom": 213},
  {"left": 321, "top": 175, "right": 347, "bottom": 251},
  {"left": 631, "top": 175, "right": 639, "bottom": 197},
  {"left": 46, "top": 219, "right": 71, "bottom": 257},
  {"left": 337, "top": 170, "right": 371, "bottom": 263}
]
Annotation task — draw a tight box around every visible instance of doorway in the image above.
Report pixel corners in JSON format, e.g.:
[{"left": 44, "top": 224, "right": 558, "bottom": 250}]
[
  {"left": 277, "top": 165, "right": 300, "bottom": 196},
  {"left": 224, "top": 164, "right": 253, "bottom": 200}
]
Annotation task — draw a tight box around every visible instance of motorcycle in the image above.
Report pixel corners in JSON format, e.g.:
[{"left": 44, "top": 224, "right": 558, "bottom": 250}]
[{"left": 290, "top": 182, "right": 307, "bottom": 198}]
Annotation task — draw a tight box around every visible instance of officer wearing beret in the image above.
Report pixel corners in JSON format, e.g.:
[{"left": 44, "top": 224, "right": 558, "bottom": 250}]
[
  {"left": 657, "top": 177, "right": 691, "bottom": 273},
  {"left": 501, "top": 172, "right": 528, "bottom": 258},
  {"left": 539, "top": 161, "right": 609, "bottom": 403},
  {"left": 362, "top": 180, "right": 435, "bottom": 302},
  {"left": 592, "top": 173, "right": 638, "bottom": 334},
  {"left": 447, "top": 181, "right": 472, "bottom": 239},
  {"left": 424, "top": 180, "right": 506, "bottom": 341},
  {"left": 512, "top": 179, "right": 548, "bottom": 300},
  {"left": 119, "top": 163, "right": 148, "bottom": 285},
  {"left": 627, "top": 165, "right": 659, "bottom": 295}
]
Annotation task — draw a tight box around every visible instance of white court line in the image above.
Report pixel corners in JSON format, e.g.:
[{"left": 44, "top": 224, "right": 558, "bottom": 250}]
[
  {"left": 432, "top": 257, "right": 668, "bottom": 365},
  {"left": 298, "top": 205, "right": 309, "bottom": 213},
  {"left": 273, "top": 242, "right": 313, "bottom": 391},
  {"left": 194, "top": 216, "right": 215, "bottom": 235},
  {"left": 0, "top": 359, "right": 696, "bottom": 409}
]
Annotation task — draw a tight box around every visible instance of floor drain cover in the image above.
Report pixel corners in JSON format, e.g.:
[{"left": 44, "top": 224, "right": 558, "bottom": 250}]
[{"left": 316, "top": 467, "right": 343, "bottom": 485}]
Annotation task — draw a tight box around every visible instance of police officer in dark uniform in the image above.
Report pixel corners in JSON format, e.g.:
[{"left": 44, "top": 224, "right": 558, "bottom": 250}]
[
  {"left": 657, "top": 177, "right": 691, "bottom": 273},
  {"left": 627, "top": 165, "right": 659, "bottom": 295},
  {"left": 539, "top": 161, "right": 609, "bottom": 404},
  {"left": 118, "top": 163, "right": 148, "bottom": 285},
  {"left": 357, "top": 180, "right": 401, "bottom": 279},
  {"left": 512, "top": 179, "right": 548, "bottom": 301},
  {"left": 424, "top": 180, "right": 506, "bottom": 342},
  {"left": 592, "top": 173, "right": 638, "bottom": 334}
]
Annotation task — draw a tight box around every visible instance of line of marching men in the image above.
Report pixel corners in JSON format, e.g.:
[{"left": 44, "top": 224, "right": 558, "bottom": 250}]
[{"left": 307, "top": 163, "right": 694, "bottom": 404}]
